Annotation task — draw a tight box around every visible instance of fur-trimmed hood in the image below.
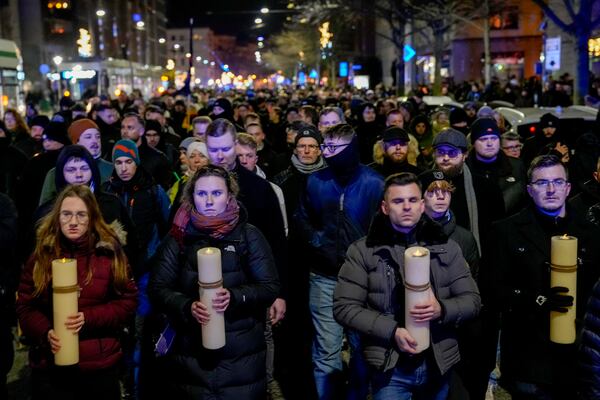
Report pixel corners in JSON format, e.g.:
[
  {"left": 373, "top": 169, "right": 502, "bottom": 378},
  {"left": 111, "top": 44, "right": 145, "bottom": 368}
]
[{"left": 365, "top": 211, "right": 448, "bottom": 248}]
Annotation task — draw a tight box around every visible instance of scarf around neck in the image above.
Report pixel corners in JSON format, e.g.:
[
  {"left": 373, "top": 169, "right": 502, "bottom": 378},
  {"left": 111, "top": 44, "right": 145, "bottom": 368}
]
[
  {"left": 171, "top": 197, "right": 240, "bottom": 240},
  {"left": 291, "top": 154, "right": 326, "bottom": 174}
]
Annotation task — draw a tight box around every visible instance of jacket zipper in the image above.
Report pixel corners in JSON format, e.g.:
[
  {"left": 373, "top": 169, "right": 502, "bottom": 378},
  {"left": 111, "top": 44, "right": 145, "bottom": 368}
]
[{"left": 334, "top": 192, "right": 345, "bottom": 266}]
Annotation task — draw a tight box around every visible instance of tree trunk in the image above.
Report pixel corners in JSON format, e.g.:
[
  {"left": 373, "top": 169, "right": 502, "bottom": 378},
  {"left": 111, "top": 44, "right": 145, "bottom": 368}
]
[
  {"left": 433, "top": 28, "right": 444, "bottom": 95},
  {"left": 574, "top": 28, "right": 590, "bottom": 105}
]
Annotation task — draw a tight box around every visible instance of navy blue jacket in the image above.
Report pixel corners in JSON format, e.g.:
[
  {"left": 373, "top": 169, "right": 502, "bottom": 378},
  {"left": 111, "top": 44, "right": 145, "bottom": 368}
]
[
  {"left": 295, "top": 165, "right": 384, "bottom": 277},
  {"left": 581, "top": 278, "right": 600, "bottom": 398}
]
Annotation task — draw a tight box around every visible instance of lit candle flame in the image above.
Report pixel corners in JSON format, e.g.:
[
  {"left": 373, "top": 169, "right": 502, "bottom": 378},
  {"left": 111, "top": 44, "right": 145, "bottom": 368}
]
[
  {"left": 561, "top": 234, "right": 569, "bottom": 240},
  {"left": 204, "top": 248, "right": 213, "bottom": 255},
  {"left": 413, "top": 249, "right": 427, "bottom": 257},
  {"left": 62, "top": 258, "right": 67, "bottom": 262}
]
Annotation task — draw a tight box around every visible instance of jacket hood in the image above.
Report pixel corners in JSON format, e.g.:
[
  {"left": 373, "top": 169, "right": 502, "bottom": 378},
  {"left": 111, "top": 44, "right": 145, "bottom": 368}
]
[
  {"left": 409, "top": 114, "right": 432, "bottom": 136},
  {"left": 55, "top": 144, "right": 102, "bottom": 192},
  {"left": 365, "top": 211, "right": 448, "bottom": 247}
]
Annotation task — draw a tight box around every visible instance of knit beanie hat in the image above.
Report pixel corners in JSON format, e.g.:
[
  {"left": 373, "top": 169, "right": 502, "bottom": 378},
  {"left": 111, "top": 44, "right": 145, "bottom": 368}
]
[
  {"left": 145, "top": 119, "right": 162, "bottom": 134},
  {"left": 187, "top": 141, "right": 208, "bottom": 159},
  {"left": 179, "top": 136, "right": 199, "bottom": 151},
  {"left": 68, "top": 118, "right": 99, "bottom": 143},
  {"left": 42, "top": 121, "right": 70, "bottom": 145},
  {"left": 470, "top": 118, "right": 501, "bottom": 143},
  {"left": 31, "top": 115, "right": 50, "bottom": 129},
  {"left": 294, "top": 124, "right": 323, "bottom": 146},
  {"left": 112, "top": 139, "right": 140, "bottom": 165}
]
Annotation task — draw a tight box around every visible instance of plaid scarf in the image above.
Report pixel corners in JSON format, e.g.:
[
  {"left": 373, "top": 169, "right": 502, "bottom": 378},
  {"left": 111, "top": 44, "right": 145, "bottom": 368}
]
[{"left": 171, "top": 197, "right": 240, "bottom": 241}]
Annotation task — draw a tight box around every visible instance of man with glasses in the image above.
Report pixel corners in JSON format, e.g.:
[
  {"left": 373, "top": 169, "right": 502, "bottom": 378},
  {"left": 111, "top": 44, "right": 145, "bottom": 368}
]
[
  {"left": 273, "top": 125, "right": 326, "bottom": 399},
  {"left": 501, "top": 132, "right": 523, "bottom": 159},
  {"left": 295, "top": 123, "right": 383, "bottom": 399},
  {"left": 485, "top": 155, "right": 600, "bottom": 399},
  {"left": 369, "top": 126, "right": 421, "bottom": 178}
]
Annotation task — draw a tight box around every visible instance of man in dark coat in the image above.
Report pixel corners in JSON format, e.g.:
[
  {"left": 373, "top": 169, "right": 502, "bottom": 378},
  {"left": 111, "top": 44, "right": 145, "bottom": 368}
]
[
  {"left": 466, "top": 118, "right": 527, "bottom": 216},
  {"left": 205, "top": 118, "right": 288, "bottom": 328},
  {"left": 521, "top": 112, "right": 563, "bottom": 167},
  {"left": 93, "top": 103, "right": 122, "bottom": 160},
  {"left": 333, "top": 172, "right": 480, "bottom": 399},
  {"left": 0, "top": 122, "right": 27, "bottom": 200},
  {"left": 369, "top": 126, "right": 422, "bottom": 178},
  {"left": 485, "top": 155, "right": 600, "bottom": 398},
  {"left": 120, "top": 113, "right": 175, "bottom": 190},
  {"left": 569, "top": 155, "right": 600, "bottom": 225},
  {"left": 295, "top": 123, "right": 384, "bottom": 399},
  {"left": 272, "top": 125, "right": 326, "bottom": 400},
  {"left": 580, "top": 276, "right": 600, "bottom": 399}
]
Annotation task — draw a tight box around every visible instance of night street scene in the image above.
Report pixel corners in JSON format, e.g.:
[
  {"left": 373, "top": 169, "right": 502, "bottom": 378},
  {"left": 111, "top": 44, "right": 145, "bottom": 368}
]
[{"left": 3, "top": 0, "right": 600, "bottom": 399}]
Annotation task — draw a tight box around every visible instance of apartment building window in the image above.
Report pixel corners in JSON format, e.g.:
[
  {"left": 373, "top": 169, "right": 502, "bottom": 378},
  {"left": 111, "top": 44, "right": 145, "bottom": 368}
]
[{"left": 490, "top": 6, "right": 519, "bottom": 30}]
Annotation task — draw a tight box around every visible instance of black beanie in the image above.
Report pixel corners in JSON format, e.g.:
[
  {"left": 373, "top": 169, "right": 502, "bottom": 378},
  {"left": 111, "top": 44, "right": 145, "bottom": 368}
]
[{"left": 42, "top": 121, "right": 70, "bottom": 145}]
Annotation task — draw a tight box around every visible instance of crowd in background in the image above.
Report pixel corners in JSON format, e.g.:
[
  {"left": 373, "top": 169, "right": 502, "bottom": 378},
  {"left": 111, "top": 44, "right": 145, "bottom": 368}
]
[{"left": 2, "top": 82, "right": 600, "bottom": 400}]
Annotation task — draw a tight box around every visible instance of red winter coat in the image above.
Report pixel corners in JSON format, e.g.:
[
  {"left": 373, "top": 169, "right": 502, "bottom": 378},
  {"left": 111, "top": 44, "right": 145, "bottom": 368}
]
[{"left": 16, "top": 240, "right": 137, "bottom": 371}]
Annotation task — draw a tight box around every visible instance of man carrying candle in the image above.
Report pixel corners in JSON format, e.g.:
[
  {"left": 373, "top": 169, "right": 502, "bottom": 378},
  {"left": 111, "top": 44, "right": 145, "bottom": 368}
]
[
  {"left": 333, "top": 172, "right": 480, "bottom": 399},
  {"left": 485, "top": 154, "right": 600, "bottom": 399}
]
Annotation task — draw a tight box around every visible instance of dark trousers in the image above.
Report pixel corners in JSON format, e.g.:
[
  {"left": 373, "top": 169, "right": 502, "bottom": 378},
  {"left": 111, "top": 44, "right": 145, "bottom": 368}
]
[
  {"left": 31, "top": 365, "right": 121, "bottom": 400},
  {"left": 504, "top": 380, "right": 577, "bottom": 400},
  {"left": 0, "top": 319, "right": 14, "bottom": 399}
]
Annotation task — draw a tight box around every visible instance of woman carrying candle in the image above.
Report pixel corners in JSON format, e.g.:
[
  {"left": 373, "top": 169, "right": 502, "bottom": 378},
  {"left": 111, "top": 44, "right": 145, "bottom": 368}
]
[
  {"left": 148, "top": 165, "right": 279, "bottom": 399},
  {"left": 16, "top": 185, "right": 137, "bottom": 400}
]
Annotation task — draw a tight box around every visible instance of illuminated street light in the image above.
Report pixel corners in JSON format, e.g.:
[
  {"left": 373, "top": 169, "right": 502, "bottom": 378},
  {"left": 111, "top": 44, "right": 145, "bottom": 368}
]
[
  {"left": 254, "top": 18, "right": 263, "bottom": 24},
  {"left": 96, "top": 9, "right": 106, "bottom": 17},
  {"left": 185, "top": 52, "right": 191, "bottom": 58},
  {"left": 158, "top": 37, "right": 166, "bottom": 44},
  {"left": 257, "top": 36, "right": 264, "bottom": 41},
  {"left": 53, "top": 55, "right": 63, "bottom": 66},
  {"left": 258, "top": 42, "right": 264, "bottom": 48},
  {"left": 173, "top": 43, "right": 181, "bottom": 50},
  {"left": 260, "top": 7, "right": 269, "bottom": 13},
  {"left": 136, "top": 21, "right": 145, "bottom": 29},
  {"left": 203, "top": 59, "right": 209, "bottom": 65},
  {"left": 196, "top": 56, "right": 202, "bottom": 61},
  {"left": 210, "top": 61, "right": 215, "bottom": 66}
]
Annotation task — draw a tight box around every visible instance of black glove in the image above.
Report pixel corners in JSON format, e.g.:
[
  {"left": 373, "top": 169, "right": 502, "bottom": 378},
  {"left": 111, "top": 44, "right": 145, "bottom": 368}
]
[{"left": 535, "top": 286, "right": 574, "bottom": 313}]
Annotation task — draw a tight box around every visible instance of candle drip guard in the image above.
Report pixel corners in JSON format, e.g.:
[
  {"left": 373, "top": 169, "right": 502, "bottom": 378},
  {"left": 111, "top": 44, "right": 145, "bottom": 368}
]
[
  {"left": 198, "top": 279, "right": 224, "bottom": 289},
  {"left": 52, "top": 284, "right": 81, "bottom": 294},
  {"left": 404, "top": 282, "right": 431, "bottom": 292},
  {"left": 550, "top": 263, "right": 577, "bottom": 273}
]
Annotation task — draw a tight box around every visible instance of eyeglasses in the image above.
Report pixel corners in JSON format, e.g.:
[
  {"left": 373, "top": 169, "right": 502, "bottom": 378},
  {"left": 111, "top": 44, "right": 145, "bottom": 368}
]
[
  {"left": 434, "top": 148, "right": 462, "bottom": 158},
  {"left": 502, "top": 144, "right": 522, "bottom": 151},
  {"left": 320, "top": 143, "right": 350, "bottom": 153},
  {"left": 529, "top": 179, "right": 568, "bottom": 189},
  {"left": 59, "top": 211, "right": 89, "bottom": 224},
  {"left": 296, "top": 144, "right": 320, "bottom": 151}
]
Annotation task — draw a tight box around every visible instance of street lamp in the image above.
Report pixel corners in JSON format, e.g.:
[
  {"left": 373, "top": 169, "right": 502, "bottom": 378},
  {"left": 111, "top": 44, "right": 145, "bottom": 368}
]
[
  {"left": 260, "top": 7, "right": 269, "bottom": 13},
  {"left": 158, "top": 37, "right": 166, "bottom": 44},
  {"left": 254, "top": 18, "right": 263, "bottom": 24},
  {"left": 96, "top": 9, "right": 105, "bottom": 17},
  {"left": 52, "top": 56, "right": 63, "bottom": 106},
  {"left": 53, "top": 55, "right": 63, "bottom": 66}
]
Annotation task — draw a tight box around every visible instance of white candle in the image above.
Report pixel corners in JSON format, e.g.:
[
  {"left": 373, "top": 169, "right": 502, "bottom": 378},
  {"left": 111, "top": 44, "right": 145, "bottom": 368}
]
[
  {"left": 197, "top": 247, "right": 226, "bottom": 349},
  {"left": 550, "top": 235, "right": 578, "bottom": 344},
  {"left": 404, "top": 247, "right": 431, "bottom": 353},
  {"left": 52, "top": 258, "right": 79, "bottom": 365}
]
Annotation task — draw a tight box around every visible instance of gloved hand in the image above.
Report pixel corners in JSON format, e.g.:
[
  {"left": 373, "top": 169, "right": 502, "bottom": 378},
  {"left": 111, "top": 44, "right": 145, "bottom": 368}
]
[{"left": 535, "top": 286, "right": 574, "bottom": 313}]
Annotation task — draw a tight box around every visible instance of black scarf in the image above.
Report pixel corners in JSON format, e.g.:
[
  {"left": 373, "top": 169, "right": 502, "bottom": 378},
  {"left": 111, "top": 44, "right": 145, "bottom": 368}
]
[{"left": 325, "top": 136, "right": 361, "bottom": 186}]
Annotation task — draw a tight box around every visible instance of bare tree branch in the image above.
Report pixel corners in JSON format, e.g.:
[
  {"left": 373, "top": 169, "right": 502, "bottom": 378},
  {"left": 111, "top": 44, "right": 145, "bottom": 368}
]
[
  {"left": 531, "top": 0, "right": 573, "bottom": 32},
  {"left": 562, "top": 0, "right": 577, "bottom": 23}
]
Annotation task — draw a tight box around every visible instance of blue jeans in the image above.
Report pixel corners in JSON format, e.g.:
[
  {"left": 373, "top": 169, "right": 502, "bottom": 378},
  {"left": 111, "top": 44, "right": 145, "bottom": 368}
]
[
  {"left": 309, "top": 273, "right": 344, "bottom": 399},
  {"left": 371, "top": 357, "right": 449, "bottom": 400}
]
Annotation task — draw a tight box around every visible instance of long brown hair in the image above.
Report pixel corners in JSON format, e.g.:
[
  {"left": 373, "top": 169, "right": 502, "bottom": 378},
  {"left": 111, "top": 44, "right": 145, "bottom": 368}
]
[
  {"left": 4, "top": 108, "right": 29, "bottom": 134},
  {"left": 32, "top": 185, "right": 130, "bottom": 297}
]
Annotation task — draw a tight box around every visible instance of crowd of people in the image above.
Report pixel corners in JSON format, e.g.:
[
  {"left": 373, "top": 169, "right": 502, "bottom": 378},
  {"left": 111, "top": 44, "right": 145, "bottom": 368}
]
[{"left": 1, "top": 83, "right": 600, "bottom": 400}]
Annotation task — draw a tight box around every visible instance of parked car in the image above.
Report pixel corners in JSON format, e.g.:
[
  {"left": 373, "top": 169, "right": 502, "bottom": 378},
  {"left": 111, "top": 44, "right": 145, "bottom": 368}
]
[{"left": 495, "top": 105, "right": 597, "bottom": 148}]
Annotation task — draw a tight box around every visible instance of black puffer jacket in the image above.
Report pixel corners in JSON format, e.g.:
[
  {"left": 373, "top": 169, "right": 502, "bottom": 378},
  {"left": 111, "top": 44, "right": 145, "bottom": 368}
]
[
  {"left": 581, "top": 277, "right": 600, "bottom": 399},
  {"left": 148, "top": 207, "right": 279, "bottom": 400}
]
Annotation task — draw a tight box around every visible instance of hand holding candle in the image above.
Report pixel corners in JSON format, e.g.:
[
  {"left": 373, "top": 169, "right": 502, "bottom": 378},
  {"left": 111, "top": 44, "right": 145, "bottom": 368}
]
[
  {"left": 404, "top": 247, "right": 431, "bottom": 353},
  {"left": 549, "top": 235, "right": 578, "bottom": 344},
  {"left": 51, "top": 258, "right": 79, "bottom": 365},
  {"left": 197, "top": 247, "right": 226, "bottom": 349}
]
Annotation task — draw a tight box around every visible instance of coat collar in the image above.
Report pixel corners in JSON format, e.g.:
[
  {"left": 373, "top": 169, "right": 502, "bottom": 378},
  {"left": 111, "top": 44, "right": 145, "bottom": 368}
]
[{"left": 365, "top": 211, "right": 448, "bottom": 248}]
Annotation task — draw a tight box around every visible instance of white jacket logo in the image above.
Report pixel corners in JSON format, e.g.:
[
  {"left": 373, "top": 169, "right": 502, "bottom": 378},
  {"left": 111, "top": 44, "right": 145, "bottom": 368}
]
[{"left": 224, "top": 245, "right": 236, "bottom": 253}]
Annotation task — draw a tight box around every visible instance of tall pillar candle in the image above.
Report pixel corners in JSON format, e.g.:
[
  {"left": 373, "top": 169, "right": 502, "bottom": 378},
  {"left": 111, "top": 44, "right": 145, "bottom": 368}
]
[
  {"left": 404, "top": 246, "right": 431, "bottom": 353},
  {"left": 550, "top": 235, "right": 578, "bottom": 344},
  {"left": 52, "top": 258, "right": 79, "bottom": 366},
  {"left": 197, "top": 247, "right": 226, "bottom": 349}
]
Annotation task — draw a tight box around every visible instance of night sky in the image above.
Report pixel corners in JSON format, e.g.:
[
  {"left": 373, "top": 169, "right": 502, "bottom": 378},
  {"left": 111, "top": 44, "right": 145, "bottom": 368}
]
[{"left": 166, "top": 0, "right": 292, "bottom": 43}]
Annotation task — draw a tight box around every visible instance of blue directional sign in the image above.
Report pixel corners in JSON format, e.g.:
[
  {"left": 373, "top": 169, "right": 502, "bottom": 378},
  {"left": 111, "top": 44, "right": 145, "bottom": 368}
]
[
  {"left": 309, "top": 69, "right": 318, "bottom": 79},
  {"left": 403, "top": 44, "right": 416, "bottom": 62},
  {"left": 339, "top": 62, "right": 348, "bottom": 77}
]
